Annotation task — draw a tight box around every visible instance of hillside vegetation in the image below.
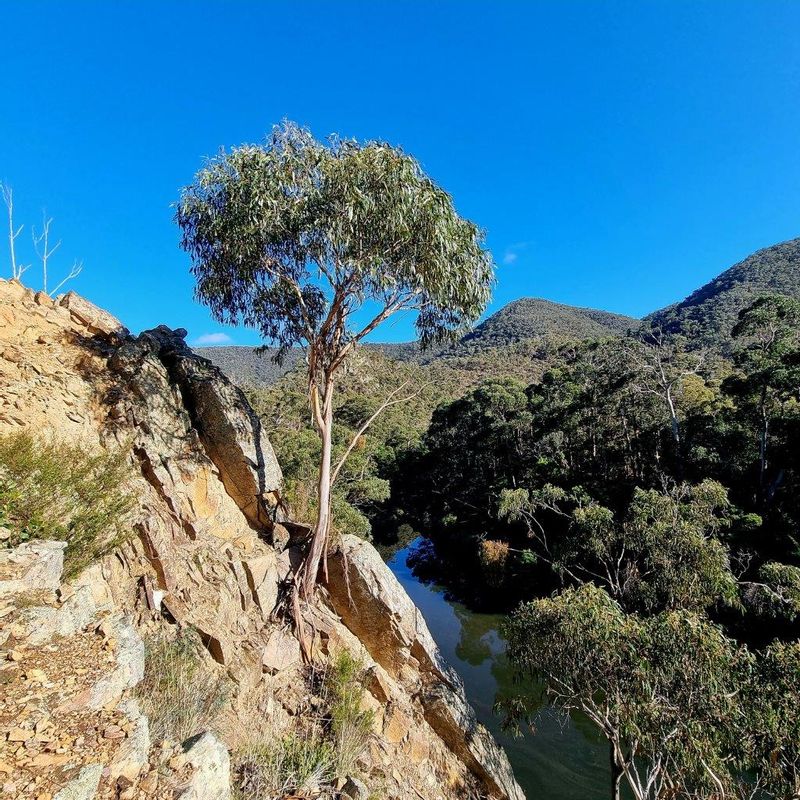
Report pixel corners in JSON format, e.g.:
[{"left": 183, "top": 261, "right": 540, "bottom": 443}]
[
  {"left": 459, "top": 297, "right": 637, "bottom": 348},
  {"left": 647, "top": 237, "right": 800, "bottom": 349}
]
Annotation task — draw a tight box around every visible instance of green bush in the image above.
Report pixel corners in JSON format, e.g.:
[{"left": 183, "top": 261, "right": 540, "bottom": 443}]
[
  {"left": 324, "top": 650, "right": 375, "bottom": 777},
  {"left": 0, "top": 431, "right": 135, "bottom": 575}
]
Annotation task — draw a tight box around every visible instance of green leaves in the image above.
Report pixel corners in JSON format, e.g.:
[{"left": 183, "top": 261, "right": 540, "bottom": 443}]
[
  {"left": 177, "top": 121, "right": 494, "bottom": 355},
  {"left": 504, "top": 584, "right": 754, "bottom": 799}
]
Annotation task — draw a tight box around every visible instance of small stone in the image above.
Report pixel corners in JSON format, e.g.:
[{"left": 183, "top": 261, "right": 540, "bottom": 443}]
[
  {"left": 102, "top": 725, "right": 125, "bottom": 740},
  {"left": 8, "top": 728, "right": 33, "bottom": 742},
  {"left": 139, "top": 772, "right": 158, "bottom": 793}
]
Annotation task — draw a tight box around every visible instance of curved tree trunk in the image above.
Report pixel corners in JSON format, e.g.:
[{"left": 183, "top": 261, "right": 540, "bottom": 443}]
[{"left": 610, "top": 743, "right": 623, "bottom": 800}]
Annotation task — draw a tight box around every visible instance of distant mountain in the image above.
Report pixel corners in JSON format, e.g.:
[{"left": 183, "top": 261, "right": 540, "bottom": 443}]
[
  {"left": 195, "top": 346, "right": 303, "bottom": 386},
  {"left": 647, "top": 238, "right": 800, "bottom": 348},
  {"left": 197, "top": 299, "right": 638, "bottom": 387},
  {"left": 459, "top": 298, "right": 638, "bottom": 349},
  {"left": 196, "top": 343, "right": 421, "bottom": 387}
]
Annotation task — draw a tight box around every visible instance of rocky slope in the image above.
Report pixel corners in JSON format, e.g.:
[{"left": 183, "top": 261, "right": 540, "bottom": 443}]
[{"left": 0, "top": 279, "right": 524, "bottom": 800}]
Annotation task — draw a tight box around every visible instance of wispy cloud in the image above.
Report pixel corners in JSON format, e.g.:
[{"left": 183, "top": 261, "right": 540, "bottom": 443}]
[
  {"left": 502, "top": 241, "right": 532, "bottom": 266},
  {"left": 192, "top": 332, "right": 234, "bottom": 346}
]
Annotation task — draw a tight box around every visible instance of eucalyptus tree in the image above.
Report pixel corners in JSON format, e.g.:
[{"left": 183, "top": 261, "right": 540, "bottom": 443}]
[
  {"left": 727, "top": 295, "right": 800, "bottom": 506},
  {"left": 504, "top": 584, "right": 752, "bottom": 800},
  {"left": 499, "top": 479, "right": 739, "bottom": 614},
  {"left": 177, "top": 122, "right": 493, "bottom": 599}
]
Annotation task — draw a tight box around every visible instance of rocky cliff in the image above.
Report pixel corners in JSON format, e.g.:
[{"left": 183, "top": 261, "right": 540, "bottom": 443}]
[{"left": 0, "top": 279, "right": 524, "bottom": 800}]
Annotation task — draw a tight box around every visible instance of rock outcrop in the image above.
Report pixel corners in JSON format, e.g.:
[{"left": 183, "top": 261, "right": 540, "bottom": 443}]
[{"left": 0, "top": 278, "right": 525, "bottom": 800}]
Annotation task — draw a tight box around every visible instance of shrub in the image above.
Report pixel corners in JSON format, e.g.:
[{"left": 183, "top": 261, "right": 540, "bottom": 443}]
[
  {"left": 236, "top": 732, "right": 337, "bottom": 800},
  {"left": 136, "top": 629, "right": 228, "bottom": 743},
  {"left": 0, "top": 430, "right": 134, "bottom": 575},
  {"left": 324, "top": 650, "right": 375, "bottom": 777},
  {"left": 233, "top": 650, "right": 373, "bottom": 800}
]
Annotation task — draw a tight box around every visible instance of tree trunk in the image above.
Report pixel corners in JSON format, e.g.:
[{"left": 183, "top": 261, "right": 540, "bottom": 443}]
[
  {"left": 610, "top": 743, "right": 623, "bottom": 800},
  {"left": 300, "top": 379, "right": 334, "bottom": 598}
]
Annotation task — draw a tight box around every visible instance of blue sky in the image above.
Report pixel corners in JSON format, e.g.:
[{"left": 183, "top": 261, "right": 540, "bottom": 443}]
[{"left": 2, "top": 0, "right": 798, "bottom": 346}]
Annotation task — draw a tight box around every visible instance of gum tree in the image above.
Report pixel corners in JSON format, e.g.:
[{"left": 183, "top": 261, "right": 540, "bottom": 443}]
[
  {"left": 504, "top": 584, "right": 752, "bottom": 800},
  {"left": 177, "top": 122, "right": 493, "bottom": 599}
]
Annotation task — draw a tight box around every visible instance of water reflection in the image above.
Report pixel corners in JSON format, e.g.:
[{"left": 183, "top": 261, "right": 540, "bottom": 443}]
[{"left": 387, "top": 540, "right": 610, "bottom": 800}]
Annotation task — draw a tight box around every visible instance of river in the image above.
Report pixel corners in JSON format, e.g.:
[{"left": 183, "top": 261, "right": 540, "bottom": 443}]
[{"left": 387, "top": 540, "right": 611, "bottom": 800}]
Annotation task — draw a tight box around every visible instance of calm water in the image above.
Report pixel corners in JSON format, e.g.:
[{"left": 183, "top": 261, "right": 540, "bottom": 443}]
[{"left": 387, "top": 540, "right": 611, "bottom": 800}]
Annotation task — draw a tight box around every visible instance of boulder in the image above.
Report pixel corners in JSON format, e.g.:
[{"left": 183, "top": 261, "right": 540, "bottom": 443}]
[
  {"left": 327, "top": 535, "right": 457, "bottom": 686},
  {"left": 165, "top": 337, "right": 284, "bottom": 533},
  {"left": 242, "top": 551, "right": 281, "bottom": 618},
  {"left": 59, "top": 291, "right": 128, "bottom": 338},
  {"left": 261, "top": 627, "right": 302, "bottom": 674},
  {"left": 18, "top": 584, "right": 97, "bottom": 646},
  {"left": 0, "top": 540, "right": 65, "bottom": 599},
  {"left": 53, "top": 764, "right": 104, "bottom": 800},
  {"left": 177, "top": 732, "right": 231, "bottom": 800},
  {"left": 422, "top": 683, "right": 525, "bottom": 800},
  {"left": 88, "top": 615, "right": 145, "bottom": 708}
]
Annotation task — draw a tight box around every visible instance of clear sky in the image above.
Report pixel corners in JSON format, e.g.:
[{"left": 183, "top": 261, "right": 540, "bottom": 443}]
[{"left": 2, "top": 1, "right": 798, "bottom": 345}]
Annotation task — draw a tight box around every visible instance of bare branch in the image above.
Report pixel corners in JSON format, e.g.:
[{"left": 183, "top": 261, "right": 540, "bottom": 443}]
[
  {"left": 1, "top": 182, "right": 29, "bottom": 279},
  {"left": 32, "top": 211, "right": 61, "bottom": 294},
  {"left": 331, "top": 380, "right": 421, "bottom": 485},
  {"left": 49, "top": 259, "right": 82, "bottom": 296}
]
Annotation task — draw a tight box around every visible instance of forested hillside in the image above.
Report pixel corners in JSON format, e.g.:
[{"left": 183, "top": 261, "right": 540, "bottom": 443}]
[
  {"left": 459, "top": 297, "right": 637, "bottom": 347},
  {"left": 648, "top": 237, "right": 800, "bottom": 349}
]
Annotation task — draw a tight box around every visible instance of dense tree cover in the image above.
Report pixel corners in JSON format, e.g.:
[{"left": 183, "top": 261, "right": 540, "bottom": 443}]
[
  {"left": 459, "top": 297, "right": 637, "bottom": 349},
  {"left": 390, "top": 294, "right": 800, "bottom": 798},
  {"left": 647, "top": 237, "right": 800, "bottom": 351}
]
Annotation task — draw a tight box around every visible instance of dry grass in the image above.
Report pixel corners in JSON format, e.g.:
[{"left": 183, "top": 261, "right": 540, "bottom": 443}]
[
  {"left": 233, "top": 650, "right": 374, "bottom": 800},
  {"left": 136, "top": 629, "right": 229, "bottom": 743}
]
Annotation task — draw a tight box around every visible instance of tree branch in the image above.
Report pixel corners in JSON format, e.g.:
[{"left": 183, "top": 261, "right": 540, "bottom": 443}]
[{"left": 331, "top": 380, "right": 420, "bottom": 485}]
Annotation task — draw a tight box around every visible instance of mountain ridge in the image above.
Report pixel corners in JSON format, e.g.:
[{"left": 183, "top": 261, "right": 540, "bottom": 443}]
[{"left": 198, "top": 236, "right": 800, "bottom": 385}]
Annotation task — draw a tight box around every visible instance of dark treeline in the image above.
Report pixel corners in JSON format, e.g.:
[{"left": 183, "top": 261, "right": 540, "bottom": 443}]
[{"left": 388, "top": 295, "right": 800, "bottom": 800}]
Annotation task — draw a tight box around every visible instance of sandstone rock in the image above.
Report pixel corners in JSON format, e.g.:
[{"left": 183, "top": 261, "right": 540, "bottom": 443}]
[
  {"left": 53, "top": 764, "right": 103, "bottom": 800},
  {"left": 58, "top": 291, "right": 128, "bottom": 338},
  {"left": 242, "top": 551, "right": 280, "bottom": 618},
  {"left": 18, "top": 584, "right": 97, "bottom": 646},
  {"left": 329, "top": 536, "right": 525, "bottom": 800},
  {"left": 261, "top": 628, "right": 301, "bottom": 674},
  {"left": 422, "top": 683, "right": 525, "bottom": 800},
  {"left": 110, "top": 699, "right": 150, "bottom": 783},
  {"left": 327, "top": 535, "right": 457, "bottom": 686},
  {"left": 88, "top": 616, "right": 145, "bottom": 709},
  {"left": 177, "top": 732, "right": 231, "bottom": 800},
  {"left": 164, "top": 334, "right": 284, "bottom": 533},
  {"left": 0, "top": 540, "right": 66, "bottom": 599}
]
